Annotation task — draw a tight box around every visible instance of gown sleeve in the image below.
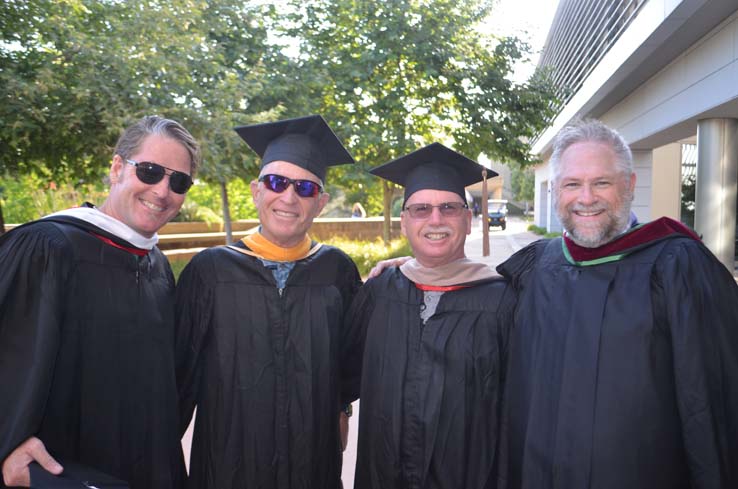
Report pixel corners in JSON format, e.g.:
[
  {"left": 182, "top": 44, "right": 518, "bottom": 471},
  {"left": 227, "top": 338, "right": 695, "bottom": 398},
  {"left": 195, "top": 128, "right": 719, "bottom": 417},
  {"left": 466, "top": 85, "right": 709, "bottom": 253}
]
[
  {"left": 340, "top": 274, "right": 377, "bottom": 405},
  {"left": 0, "top": 224, "right": 72, "bottom": 461},
  {"left": 174, "top": 251, "right": 215, "bottom": 436},
  {"left": 656, "top": 239, "right": 738, "bottom": 488},
  {"left": 495, "top": 238, "right": 548, "bottom": 286}
]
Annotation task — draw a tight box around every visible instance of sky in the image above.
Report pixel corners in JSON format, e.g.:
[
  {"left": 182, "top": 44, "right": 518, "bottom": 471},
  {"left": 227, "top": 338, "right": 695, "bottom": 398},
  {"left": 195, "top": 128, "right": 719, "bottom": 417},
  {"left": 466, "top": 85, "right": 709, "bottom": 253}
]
[{"left": 483, "top": 0, "right": 562, "bottom": 82}]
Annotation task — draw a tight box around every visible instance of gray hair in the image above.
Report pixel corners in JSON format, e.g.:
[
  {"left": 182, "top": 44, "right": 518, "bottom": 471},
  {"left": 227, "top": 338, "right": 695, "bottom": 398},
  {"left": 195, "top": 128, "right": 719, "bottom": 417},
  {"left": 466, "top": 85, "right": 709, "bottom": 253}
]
[
  {"left": 114, "top": 115, "right": 201, "bottom": 176},
  {"left": 550, "top": 118, "right": 632, "bottom": 183}
]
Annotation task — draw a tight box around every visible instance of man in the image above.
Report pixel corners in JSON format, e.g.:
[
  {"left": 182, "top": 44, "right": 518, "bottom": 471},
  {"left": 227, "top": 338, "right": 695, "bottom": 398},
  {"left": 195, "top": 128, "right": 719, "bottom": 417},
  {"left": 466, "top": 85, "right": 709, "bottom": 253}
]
[
  {"left": 0, "top": 115, "right": 200, "bottom": 488},
  {"left": 342, "top": 143, "right": 514, "bottom": 489},
  {"left": 497, "top": 118, "right": 738, "bottom": 489},
  {"left": 175, "top": 115, "right": 362, "bottom": 489}
]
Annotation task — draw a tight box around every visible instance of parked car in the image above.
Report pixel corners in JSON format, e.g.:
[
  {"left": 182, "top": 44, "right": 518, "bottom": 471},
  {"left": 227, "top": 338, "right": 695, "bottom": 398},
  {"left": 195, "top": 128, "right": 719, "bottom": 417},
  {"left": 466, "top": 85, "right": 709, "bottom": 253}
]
[{"left": 488, "top": 199, "right": 508, "bottom": 230}]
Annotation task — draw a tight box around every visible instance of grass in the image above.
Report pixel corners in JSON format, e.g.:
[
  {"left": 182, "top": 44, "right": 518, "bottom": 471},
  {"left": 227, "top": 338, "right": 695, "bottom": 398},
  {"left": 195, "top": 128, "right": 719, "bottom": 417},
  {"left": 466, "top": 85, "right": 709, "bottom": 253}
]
[
  {"left": 527, "top": 224, "right": 562, "bottom": 239},
  {"left": 167, "top": 237, "right": 412, "bottom": 282}
]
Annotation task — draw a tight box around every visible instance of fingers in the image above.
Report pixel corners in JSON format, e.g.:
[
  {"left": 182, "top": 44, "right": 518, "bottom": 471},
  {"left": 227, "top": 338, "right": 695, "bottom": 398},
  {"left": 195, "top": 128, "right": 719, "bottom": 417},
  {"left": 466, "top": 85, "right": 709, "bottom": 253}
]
[
  {"left": 2, "top": 437, "right": 63, "bottom": 487},
  {"left": 28, "top": 438, "right": 63, "bottom": 475},
  {"left": 367, "top": 256, "right": 412, "bottom": 279}
]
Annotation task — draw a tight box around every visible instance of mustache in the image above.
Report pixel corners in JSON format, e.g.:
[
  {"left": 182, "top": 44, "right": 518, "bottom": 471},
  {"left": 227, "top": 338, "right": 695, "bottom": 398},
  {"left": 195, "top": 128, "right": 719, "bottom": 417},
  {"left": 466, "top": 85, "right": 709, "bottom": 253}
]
[{"left": 570, "top": 204, "right": 609, "bottom": 213}]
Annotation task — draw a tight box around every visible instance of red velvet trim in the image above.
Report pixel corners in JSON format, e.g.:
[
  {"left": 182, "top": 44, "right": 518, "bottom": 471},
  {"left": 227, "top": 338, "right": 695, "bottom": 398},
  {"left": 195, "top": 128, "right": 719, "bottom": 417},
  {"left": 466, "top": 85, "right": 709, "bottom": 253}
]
[
  {"left": 564, "top": 217, "right": 700, "bottom": 262},
  {"left": 91, "top": 232, "right": 149, "bottom": 256},
  {"left": 414, "top": 283, "right": 469, "bottom": 292}
]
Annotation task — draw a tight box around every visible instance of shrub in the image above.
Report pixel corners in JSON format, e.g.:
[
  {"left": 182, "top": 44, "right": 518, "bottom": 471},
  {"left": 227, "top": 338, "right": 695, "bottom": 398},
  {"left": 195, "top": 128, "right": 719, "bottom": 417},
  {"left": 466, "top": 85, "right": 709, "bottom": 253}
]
[
  {"left": 528, "top": 224, "right": 561, "bottom": 239},
  {"left": 325, "top": 237, "right": 412, "bottom": 278}
]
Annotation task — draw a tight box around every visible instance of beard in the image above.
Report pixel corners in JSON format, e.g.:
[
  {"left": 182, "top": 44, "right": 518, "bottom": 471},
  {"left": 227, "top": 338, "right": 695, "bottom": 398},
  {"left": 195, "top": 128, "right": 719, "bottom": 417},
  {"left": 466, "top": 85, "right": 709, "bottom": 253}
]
[{"left": 555, "top": 192, "right": 633, "bottom": 248}]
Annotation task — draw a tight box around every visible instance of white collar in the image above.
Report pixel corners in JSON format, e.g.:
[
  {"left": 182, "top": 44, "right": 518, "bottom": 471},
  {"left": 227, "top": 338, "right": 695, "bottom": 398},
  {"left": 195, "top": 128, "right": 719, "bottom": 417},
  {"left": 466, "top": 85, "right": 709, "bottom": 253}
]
[{"left": 44, "top": 206, "right": 159, "bottom": 250}]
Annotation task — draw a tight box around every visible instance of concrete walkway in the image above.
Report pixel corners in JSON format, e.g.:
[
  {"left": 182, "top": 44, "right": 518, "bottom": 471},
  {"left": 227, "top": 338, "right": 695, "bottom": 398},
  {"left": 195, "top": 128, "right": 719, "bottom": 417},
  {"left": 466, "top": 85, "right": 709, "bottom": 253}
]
[{"left": 464, "top": 215, "right": 541, "bottom": 269}]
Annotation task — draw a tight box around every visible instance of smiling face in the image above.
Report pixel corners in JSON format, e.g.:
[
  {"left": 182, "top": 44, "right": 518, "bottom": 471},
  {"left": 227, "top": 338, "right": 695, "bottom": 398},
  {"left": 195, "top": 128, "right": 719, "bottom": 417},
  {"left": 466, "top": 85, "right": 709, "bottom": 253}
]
[
  {"left": 554, "top": 141, "right": 636, "bottom": 248},
  {"left": 400, "top": 189, "right": 472, "bottom": 268},
  {"left": 250, "top": 160, "right": 330, "bottom": 248},
  {"left": 101, "top": 134, "right": 190, "bottom": 237}
]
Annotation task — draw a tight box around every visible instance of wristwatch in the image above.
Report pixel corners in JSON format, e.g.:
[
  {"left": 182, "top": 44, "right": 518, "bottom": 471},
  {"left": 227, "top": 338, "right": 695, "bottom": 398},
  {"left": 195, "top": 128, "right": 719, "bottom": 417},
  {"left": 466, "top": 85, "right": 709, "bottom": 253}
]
[{"left": 342, "top": 403, "right": 353, "bottom": 417}]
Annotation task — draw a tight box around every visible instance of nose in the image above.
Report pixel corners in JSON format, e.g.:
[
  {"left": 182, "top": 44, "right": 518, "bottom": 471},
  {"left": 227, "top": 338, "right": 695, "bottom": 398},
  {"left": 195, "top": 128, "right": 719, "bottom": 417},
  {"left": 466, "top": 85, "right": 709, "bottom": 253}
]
[
  {"left": 278, "top": 183, "right": 300, "bottom": 203},
  {"left": 577, "top": 183, "right": 597, "bottom": 206},
  {"left": 427, "top": 206, "right": 444, "bottom": 224},
  {"left": 151, "top": 174, "right": 172, "bottom": 196}
]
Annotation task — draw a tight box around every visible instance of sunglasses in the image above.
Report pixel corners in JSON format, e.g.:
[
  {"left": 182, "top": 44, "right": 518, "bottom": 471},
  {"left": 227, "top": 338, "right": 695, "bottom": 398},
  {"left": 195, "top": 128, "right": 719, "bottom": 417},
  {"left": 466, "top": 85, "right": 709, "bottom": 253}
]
[
  {"left": 259, "top": 174, "right": 323, "bottom": 198},
  {"left": 124, "top": 159, "right": 193, "bottom": 194},
  {"left": 404, "top": 202, "right": 469, "bottom": 219}
]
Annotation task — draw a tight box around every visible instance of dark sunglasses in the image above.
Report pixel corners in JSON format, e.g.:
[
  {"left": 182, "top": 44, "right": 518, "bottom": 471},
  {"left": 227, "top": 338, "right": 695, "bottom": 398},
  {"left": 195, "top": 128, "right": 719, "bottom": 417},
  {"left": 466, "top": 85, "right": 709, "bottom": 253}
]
[
  {"left": 124, "top": 158, "right": 193, "bottom": 194},
  {"left": 404, "top": 202, "right": 469, "bottom": 219},
  {"left": 259, "top": 174, "right": 323, "bottom": 198}
]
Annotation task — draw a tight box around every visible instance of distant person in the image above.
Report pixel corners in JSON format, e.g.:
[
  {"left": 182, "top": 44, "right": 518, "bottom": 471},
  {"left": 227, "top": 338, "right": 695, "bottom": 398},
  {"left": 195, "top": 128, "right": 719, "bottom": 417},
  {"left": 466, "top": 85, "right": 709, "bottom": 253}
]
[
  {"left": 351, "top": 201, "right": 367, "bottom": 218},
  {"left": 0, "top": 116, "right": 200, "bottom": 488},
  {"left": 497, "top": 118, "right": 738, "bottom": 488},
  {"left": 342, "top": 143, "right": 512, "bottom": 489},
  {"left": 175, "top": 115, "right": 362, "bottom": 489}
]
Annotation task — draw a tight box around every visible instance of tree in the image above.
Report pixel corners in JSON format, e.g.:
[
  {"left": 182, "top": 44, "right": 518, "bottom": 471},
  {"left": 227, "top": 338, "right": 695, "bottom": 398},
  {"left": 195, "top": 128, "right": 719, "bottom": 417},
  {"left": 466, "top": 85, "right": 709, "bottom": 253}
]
[
  {"left": 510, "top": 164, "right": 535, "bottom": 213},
  {"left": 290, "top": 0, "right": 556, "bottom": 242},
  {"left": 0, "top": 0, "right": 285, "bottom": 237}
]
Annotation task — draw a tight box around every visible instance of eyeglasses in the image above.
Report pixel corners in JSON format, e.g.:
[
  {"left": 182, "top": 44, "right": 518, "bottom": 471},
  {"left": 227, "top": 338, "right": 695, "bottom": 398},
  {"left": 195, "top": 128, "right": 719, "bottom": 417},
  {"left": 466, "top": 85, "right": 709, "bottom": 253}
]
[
  {"left": 124, "top": 159, "right": 193, "bottom": 194},
  {"left": 259, "top": 174, "right": 323, "bottom": 198},
  {"left": 403, "top": 202, "right": 469, "bottom": 219}
]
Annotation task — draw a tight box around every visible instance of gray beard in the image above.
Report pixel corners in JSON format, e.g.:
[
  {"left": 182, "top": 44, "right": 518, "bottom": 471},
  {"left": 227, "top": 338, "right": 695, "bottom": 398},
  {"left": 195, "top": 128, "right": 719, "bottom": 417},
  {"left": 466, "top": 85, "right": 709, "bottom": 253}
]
[{"left": 555, "top": 198, "right": 633, "bottom": 248}]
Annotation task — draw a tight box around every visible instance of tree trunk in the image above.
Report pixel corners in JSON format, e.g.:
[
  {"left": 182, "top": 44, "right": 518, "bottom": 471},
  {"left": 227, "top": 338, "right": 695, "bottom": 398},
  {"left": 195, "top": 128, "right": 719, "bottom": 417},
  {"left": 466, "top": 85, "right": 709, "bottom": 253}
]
[
  {"left": 382, "top": 180, "right": 392, "bottom": 246},
  {"left": 482, "top": 169, "right": 490, "bottom": 257},
  {"left": 219, "top": 179, "right": 233, "bottom": 244},
  {"left": 0, "top": 201, "right": 5, "bottom": 235}
]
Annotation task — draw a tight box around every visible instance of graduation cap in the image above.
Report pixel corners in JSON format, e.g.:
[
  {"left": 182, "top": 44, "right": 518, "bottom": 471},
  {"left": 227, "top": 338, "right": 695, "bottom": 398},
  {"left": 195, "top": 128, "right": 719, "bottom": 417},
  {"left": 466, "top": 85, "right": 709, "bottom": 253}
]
[
  {"left": 234, "top": 115, "right": 354, "bottom": 182},
  {"left": 30, "top": 461, "right": 129, "bottom": 488},
  {"left": 369, "top": 142, "right": 496, "bottom": 204}
]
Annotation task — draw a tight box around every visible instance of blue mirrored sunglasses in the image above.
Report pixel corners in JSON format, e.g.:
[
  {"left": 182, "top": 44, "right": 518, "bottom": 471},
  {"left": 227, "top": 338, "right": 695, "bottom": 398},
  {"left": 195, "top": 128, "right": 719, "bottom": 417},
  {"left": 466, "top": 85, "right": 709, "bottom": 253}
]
[{"left": 259, "top": 174, "right": 323, "bottom": 198}]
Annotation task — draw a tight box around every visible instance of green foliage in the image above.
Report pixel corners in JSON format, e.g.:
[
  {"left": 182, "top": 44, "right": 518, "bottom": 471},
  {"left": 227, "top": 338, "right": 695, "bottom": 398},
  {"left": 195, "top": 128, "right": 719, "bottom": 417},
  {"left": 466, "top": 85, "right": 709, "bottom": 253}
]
[
  {"left": 286, "top": 0, "right": 557, "bottom": 226},
  {"left": 169, "top": 257, "right": 190, "bottom": 282},
  {"left": 168, "top": 237, "right": 413, "bottom": 281},
  {"left": 528, "top": 224, "right": 561, "bottom": 238},
  {"left": 0, "top": 0, "right": 284, "bottom": 193},
  {"left": 511, "top": 165, "right": 535, "bottom": 202},
  {"left": 2, "top": 0, "right": 557, "bottom": 231},
  {"left": 1, "top": 173, "right": 107, "bottom": 223},
  {"left": 0, "top": 172, "right": 257, "bottom": 224},
  {"left": 178, "top": 178, "right": 258, "bottom": 222},
  {"left": 324, "top": 237, "right": 412, "bottom": 278}
]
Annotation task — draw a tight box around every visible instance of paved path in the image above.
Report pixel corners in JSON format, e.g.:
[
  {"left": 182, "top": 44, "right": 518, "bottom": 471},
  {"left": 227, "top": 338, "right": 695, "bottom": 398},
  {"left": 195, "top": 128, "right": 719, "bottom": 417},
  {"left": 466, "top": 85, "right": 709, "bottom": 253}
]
[{"left": 464, "top": 215, "right": 540, "bottom": 268}]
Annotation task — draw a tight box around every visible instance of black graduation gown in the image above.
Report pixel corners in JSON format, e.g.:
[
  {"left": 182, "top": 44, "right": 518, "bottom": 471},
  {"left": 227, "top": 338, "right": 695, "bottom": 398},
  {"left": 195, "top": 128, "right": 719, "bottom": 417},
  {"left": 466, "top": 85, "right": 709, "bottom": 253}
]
[
  {"left": 0, "top": 217, "right": 185, "bottom": 489},
  {"left": 342, "top": 268, "right": 514, "bottom": 489},
  {"left": 175, "top": 242, "right": 361, "bottom": 489},
  {"left": 497, "top": 236, "right": 738, "bottom": 489}
]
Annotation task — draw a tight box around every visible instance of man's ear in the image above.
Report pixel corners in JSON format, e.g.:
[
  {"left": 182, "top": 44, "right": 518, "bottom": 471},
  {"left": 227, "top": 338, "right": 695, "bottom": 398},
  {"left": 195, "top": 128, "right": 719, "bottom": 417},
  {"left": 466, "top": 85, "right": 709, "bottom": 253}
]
[
  {"left": 316, "top": 192, "right": 330, "bottom": 215},
  {"left": 109, "top": 154, "right": 124, "bottom": 184},
  {"left": 400, "top": 211, "right": 407, "bottom": 238},
  {"left": 250, "top": 179, "right": 260, "bottom": 204}
]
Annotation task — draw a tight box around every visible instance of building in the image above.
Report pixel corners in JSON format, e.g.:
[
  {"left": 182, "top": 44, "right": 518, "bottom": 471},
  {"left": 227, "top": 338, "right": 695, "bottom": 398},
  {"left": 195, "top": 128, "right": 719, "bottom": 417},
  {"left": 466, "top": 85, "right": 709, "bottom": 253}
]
[{"left": 533, "top": 0, "right": 738, "bottom": 270}]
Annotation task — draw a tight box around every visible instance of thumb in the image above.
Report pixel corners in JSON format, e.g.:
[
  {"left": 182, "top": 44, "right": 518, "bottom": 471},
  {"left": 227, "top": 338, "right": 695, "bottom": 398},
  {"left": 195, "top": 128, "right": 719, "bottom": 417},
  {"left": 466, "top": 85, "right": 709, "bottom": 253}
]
[{"left": 28, "top": 441, "right": 63, "bottom": 475}]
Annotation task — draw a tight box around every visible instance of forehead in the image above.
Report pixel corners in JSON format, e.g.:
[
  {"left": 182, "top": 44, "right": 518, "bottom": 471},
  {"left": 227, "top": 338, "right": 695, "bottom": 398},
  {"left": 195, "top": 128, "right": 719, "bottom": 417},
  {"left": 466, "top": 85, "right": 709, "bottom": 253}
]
[
  {"left": 134, "top": 134, "right": 191, "bottom": 174},
  {"left": 406, "top": 189, "right": 464, "bottom": 205},
  {"left": 559, "top": 141, "right": 620, "bottom": 179},
  {"left": 261, "top": 160, "right": 322, "bottom": 182}
]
